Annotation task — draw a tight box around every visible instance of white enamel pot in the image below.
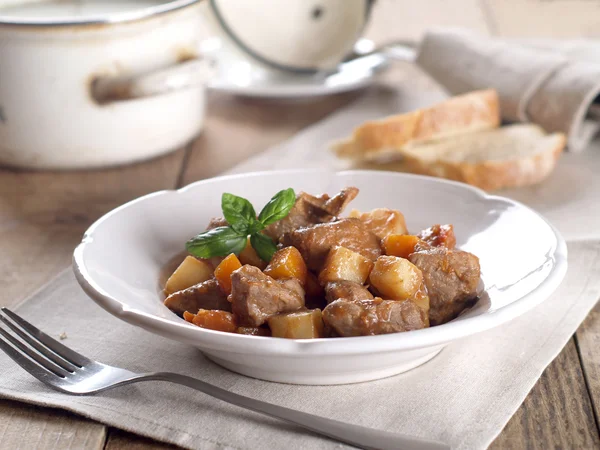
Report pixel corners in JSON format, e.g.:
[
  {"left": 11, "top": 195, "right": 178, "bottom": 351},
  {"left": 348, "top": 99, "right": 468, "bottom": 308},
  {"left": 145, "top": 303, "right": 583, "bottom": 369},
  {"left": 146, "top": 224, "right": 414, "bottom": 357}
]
[{"left": 0, "top": 0, "right": 211, "bottom": 169}]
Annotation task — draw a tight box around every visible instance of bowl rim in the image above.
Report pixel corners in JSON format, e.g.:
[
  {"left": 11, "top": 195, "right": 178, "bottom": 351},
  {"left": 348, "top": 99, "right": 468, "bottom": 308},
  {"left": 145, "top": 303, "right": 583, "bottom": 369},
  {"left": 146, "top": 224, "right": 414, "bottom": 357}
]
[{"left": 73, "top": 169, "right": 568, "bottom": 355}]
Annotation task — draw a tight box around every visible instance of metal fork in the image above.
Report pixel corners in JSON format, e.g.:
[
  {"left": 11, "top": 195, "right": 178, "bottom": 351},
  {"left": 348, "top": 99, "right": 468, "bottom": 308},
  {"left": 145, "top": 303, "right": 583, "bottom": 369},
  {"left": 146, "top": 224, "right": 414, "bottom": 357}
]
[{"left": 0, "top": 308, "right": 449, "bottom": 450}]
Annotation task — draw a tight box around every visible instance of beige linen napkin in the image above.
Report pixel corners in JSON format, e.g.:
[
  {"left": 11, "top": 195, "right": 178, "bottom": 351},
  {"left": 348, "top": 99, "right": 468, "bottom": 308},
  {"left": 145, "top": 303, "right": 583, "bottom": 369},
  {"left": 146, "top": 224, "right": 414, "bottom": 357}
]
[{"left": 415, "top": 30, "right": 600, "bottom": 152}]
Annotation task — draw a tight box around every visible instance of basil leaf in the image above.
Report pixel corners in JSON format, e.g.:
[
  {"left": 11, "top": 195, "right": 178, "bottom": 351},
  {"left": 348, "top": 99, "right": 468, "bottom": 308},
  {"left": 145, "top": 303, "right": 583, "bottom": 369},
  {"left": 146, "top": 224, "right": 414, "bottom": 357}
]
[
  {"left": 247, "top": 220, "right": 265, "bottom": 235},
  {"left": 257, "top": 188, "right": 296, "bottom": 226},
  {"left": 221, "top": 193, "right": 257, "bottom": 234},
  {"left": 186, "top": 226, "right": 247, "bottom": 259},
  {"left": 250, "top": 233, "right": 278, "bottom": 262}
]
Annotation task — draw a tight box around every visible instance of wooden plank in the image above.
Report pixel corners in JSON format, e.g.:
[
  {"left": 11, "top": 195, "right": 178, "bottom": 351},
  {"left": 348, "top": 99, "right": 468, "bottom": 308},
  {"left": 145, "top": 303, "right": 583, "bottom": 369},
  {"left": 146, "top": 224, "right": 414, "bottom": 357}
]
[
  {"left": 576, "top": 301, "right": 600, "bottom": 430},
  {"left": 180, "top": 91, "right": 360, "bottom": 185},
  {"left": 0, "top": 150, "right": 187, "bottom": 309},
  {"left": 491, "top": 339, "right": 600, "bottom": 449},
  {"left": 0, "top": 150, "right": 188, "bottom": 449},
  {"left": 0, "top": 399, "right": 106, "bottom": 450},
  {"left": 105, "top": 430, "right": 178, "bottom": 450}
]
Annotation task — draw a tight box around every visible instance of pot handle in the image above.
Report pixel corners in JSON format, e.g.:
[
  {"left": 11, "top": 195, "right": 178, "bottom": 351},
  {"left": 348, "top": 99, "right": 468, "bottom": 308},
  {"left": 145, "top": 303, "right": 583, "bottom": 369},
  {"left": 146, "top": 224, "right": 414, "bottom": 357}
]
[{"left": 92, "top": 58, "right": 214, "bottom": 104}]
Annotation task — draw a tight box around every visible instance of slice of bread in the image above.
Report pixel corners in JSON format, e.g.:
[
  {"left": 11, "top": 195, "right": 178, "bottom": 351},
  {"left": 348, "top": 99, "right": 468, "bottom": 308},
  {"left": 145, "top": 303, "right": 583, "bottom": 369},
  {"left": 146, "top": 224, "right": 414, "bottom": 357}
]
[
  {"left": 332, "top": 89, "right": 500, "bottom": 160},
  {"left": 395, "top": 124, "right": 566, "bottom": 191}
]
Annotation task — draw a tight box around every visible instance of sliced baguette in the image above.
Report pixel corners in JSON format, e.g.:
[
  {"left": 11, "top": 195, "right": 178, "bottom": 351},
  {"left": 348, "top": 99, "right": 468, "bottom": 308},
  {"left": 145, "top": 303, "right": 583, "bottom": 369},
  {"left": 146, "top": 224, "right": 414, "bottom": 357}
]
[
  {"left": 396, "top": 124, "right": 565, "bottom": 191},
  {"left": 332, "top": 89, "right": 500, "bottom": 160}
]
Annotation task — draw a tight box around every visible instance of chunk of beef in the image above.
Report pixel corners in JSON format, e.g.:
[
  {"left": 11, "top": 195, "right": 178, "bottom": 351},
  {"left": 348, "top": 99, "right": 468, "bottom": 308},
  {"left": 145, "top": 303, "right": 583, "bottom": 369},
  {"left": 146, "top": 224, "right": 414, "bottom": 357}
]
[
  {"left": 325, "top": 280, "right": 374, "bottom": 304},
  {"left": 264, "top": 187, "right": 359, "bottom": 242},
  {"left": 281, "top": 218, "right": 381, "bottom": 272},
  {"left": 230, "top": 265, "right": 305, "bottom": 326},
  {"left": 319, "top": 187, "right": 359, "bottom": 216},
  {"left": 418, "top": 224, "right": 456, "bottom": 249},
  {"left": 164, "top": 278, "right": 231, "bottom": 315},
  {"left": 323, "top": 298, "right": 427, "bottom": 337},
  {"left": 350, "top": 208, "right": 408, "bottom": 241},
  {"left": 409, "top": 247, "right": 480, "bottom": 325},
  {"left": 206, "top": 217, "right": 228, "bottom": 231}
]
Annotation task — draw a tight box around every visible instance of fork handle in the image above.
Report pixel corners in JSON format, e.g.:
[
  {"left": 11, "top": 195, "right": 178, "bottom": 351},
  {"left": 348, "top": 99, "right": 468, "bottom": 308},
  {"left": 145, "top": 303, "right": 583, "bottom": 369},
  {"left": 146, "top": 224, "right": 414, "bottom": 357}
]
[{"left": 134, "top": 372, "right": 448, "bottom": 450}]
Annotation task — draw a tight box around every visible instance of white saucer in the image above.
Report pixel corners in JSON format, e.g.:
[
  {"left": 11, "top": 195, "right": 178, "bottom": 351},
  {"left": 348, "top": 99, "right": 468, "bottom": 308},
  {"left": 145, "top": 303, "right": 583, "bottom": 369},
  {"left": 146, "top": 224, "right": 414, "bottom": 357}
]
[{"left": 203, "top": 38, "right": 389, "bottom": 98}]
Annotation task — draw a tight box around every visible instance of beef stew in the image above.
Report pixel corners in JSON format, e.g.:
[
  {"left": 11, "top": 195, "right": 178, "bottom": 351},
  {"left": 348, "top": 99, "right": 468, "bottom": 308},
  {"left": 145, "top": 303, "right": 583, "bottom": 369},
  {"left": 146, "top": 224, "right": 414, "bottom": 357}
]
[{"left": 163, "top": 187, "right": 481, "bottom": 338}]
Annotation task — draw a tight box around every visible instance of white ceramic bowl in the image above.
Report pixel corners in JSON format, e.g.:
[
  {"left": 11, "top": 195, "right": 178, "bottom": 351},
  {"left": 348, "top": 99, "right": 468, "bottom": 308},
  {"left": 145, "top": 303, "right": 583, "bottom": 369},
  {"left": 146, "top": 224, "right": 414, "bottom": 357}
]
[{"left": 73, "top": 170, "right": 568, "bottom": 385}]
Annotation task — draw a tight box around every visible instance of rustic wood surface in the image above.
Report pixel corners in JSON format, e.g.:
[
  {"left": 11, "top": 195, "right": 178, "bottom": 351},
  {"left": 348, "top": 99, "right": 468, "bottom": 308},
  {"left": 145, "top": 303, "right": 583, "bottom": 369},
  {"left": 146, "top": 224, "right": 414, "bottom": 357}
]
[
  {"left": 490, "top": 338, "right": 600, "bottom": 450},
  {"left": 577, "top": 302, "right": 600, "bottom": 431},
  {"left": 2, "top": 1, "right": 599, "bottom": 448},
  {"left": 0, "top": 151, "right": 187, "bottom": 449}
]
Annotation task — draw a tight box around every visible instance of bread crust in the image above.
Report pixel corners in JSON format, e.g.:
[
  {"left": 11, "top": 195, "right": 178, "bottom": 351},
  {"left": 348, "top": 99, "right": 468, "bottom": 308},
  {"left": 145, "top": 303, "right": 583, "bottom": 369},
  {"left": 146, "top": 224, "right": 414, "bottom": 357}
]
[
  {"left": 333, "top": 89, "right": 500, "bottom": 159},
  {"left": 400, "top": 132, "right": 566, "bottom": 191}
]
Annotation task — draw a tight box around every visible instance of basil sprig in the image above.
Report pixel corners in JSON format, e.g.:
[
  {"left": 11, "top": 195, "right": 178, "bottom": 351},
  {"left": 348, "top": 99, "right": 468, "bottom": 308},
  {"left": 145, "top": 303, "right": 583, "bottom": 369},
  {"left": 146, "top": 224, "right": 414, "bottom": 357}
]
[
  {"left": 185, "top": 227, "right": 247, "bottom": 259},
  {"left": 258, "top": 188, "right": 296, "bottom": 225},
  {"left": 186, "top": 188, "right": 295, "bottom": 262},
  {"left": 250, "top": 232, "right": 278, "bottom": 263},
  {"left": 221, "top": 193, "right": 257, "bottom": 234}
]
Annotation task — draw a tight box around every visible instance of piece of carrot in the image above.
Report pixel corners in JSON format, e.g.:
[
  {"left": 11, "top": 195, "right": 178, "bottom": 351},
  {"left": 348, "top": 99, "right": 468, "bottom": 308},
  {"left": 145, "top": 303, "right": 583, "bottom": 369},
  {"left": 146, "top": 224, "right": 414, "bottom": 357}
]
[
  {"left": 183, "top": 311, "right": 196, "bottom": 323},
  {"left": 192, "top": 309, "right": 237, "bottom": 333},
  {"left": 383, "top": 234, "right": 423, "bottom": 259},
  {"left": 214, "top": 253, "right": 242, "bottom": 295},
  {"left": 264, "top": 246, "right": 308, "bottom": 285}
]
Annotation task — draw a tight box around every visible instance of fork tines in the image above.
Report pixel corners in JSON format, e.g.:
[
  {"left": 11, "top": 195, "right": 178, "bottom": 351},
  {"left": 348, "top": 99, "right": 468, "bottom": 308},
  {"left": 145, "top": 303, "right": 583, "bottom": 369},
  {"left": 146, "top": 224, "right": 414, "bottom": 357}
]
[{"left": 0, "top": 308, "right": 85, "bottom": 379}]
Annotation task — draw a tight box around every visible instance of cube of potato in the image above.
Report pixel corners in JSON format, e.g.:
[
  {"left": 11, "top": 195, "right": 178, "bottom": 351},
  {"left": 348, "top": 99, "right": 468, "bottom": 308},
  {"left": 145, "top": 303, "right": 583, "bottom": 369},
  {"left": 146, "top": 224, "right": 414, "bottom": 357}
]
[
  {"left": 264, "top": 246, "right": 307, "bottom": 285},
  {"left": 369, "top": 256, "right": 424, "bottom": 300},
  {"left": 239, "top": 239, "right": 267, "bottom": 270},
  {"left": 318, "top": 246, "right": 374, "bottom": 286},
  {"left": 349, "top": 208, "right": 408, "bottom": 240},
  {"left": 383, "top": 234, "right": 425, "bottom": 259},
  {"left": 214, "top": 253, "right": 242, "bottom": 295},
  {"left": 192, "top": 309, "right": 237, "bottom": 333},
  {"left": 267, "top": 310, "right": 325, "bottom": 339},
  {"left": 164, "top": 256, "right": 213, "bottom": 295}
]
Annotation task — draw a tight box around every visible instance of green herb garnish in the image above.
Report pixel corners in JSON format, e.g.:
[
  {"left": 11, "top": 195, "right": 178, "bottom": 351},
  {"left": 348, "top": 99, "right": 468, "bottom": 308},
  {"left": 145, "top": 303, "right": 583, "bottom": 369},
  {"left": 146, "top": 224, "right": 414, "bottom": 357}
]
[
  {"left": 185, "top": 226, "right": 247, "bottom": 259},
  {"left": 186, "top": 188, "right": 295, "bottom": 262},
  {"left": 250, "top": 232, "right": 279, "bottom": 262}
]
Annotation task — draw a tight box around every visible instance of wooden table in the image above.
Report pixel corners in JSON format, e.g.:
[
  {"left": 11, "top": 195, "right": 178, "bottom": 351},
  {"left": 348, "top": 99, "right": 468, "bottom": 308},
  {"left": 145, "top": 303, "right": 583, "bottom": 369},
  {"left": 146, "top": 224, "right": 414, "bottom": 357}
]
[{"left": 2, "top": 0, "right": 600, "bottom": 441}]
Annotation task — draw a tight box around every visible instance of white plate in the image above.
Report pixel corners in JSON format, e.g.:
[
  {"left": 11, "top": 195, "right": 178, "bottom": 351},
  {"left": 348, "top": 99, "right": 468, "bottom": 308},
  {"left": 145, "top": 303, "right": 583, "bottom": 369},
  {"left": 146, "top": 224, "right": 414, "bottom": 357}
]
[
  {"left": 73, "top": 170, "right": 567, "bottom": 385},
  {"left": 204, "top": 38, "right": 389, "bottom": 98}
]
